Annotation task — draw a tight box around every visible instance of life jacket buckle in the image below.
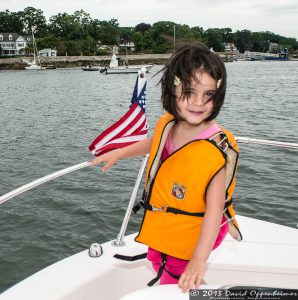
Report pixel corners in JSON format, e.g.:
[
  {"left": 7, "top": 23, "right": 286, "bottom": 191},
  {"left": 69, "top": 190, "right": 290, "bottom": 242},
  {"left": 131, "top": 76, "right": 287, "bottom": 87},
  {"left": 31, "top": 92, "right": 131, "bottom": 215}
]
[{"left": 151, "top": 205, "right": 167, "bottom": 212}]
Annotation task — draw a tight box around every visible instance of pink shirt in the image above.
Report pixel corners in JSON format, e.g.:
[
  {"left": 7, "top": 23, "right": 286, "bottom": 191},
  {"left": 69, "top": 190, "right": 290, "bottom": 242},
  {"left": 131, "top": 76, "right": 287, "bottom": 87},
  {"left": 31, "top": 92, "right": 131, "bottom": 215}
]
[{"left": 161, "top": 123, "right": 222, "bottom": 160}]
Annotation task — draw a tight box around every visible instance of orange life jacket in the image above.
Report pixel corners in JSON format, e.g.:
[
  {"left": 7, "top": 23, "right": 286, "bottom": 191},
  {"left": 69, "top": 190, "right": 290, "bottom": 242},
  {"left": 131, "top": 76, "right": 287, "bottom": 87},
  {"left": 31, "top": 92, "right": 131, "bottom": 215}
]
[{"left": 135, "top": 113, "right": 242, "bottom": 260}]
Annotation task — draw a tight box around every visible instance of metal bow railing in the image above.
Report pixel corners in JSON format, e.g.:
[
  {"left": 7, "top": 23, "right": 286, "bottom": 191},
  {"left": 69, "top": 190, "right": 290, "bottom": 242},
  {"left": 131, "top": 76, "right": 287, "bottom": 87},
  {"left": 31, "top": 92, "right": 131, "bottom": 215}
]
[{"left": 0, "top": 137, "right": 297, "bottom": 246}]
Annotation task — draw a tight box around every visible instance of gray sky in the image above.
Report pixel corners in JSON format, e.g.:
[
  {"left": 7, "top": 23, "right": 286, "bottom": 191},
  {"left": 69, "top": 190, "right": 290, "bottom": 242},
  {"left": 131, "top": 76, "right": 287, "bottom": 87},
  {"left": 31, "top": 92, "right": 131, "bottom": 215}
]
[{"left": 2, "top": 0, "right": 298, "bottom": 39}]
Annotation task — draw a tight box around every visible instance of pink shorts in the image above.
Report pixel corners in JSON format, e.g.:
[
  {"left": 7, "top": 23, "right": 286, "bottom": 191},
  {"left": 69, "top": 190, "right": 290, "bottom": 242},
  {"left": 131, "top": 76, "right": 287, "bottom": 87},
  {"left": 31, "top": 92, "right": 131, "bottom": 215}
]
[{"left": 147, "top": 216, "right": 229, "bottom": 284}]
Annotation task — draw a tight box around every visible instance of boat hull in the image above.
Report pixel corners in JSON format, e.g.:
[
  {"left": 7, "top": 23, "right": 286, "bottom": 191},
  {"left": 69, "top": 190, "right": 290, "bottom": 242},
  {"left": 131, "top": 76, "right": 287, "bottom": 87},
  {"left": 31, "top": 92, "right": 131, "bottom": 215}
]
[
  {"left": 1, "top": 215, "right": 297, "bottom": 300},
  {"left": 100, "top": 65, "right": 154, "bottom": 74},
  {"left": 81, "top": 67, "right": 101, "bottom": 71},
  {"left": 24, "top": 65, "right": 45, "bottom": 70}
]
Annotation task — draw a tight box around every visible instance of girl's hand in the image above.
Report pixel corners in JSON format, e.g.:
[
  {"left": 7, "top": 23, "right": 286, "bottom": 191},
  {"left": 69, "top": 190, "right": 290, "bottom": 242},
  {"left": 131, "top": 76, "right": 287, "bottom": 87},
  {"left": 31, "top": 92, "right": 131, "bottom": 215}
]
[
  {"left": 178, "top": 257, "right": 206, "bottom": 293},
  {"left": 90, "top": 149, "right": 121, "bottom": 171}
]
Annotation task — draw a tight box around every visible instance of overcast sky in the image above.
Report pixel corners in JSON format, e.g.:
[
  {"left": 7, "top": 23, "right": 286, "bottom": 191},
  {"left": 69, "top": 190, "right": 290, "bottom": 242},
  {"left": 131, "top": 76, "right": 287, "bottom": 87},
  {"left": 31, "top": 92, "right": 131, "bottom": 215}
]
[{"left": 2, "top": 0, "right": 298, "bottom": 39}]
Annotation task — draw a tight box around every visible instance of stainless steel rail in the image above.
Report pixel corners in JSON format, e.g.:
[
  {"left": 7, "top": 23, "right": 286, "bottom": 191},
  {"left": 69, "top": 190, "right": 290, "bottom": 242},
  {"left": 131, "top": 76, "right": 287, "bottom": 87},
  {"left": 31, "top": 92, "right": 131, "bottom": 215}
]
[
  {"left": 0, "top": 161, "right": 91, "bottom": 205},
  {"left": 0, "top": 137, "right": 297, "bottom": 206},
  {"left": 112, "top": 155, "right": 149, "bottom": 247},
  {"left": 236, "top": 137, "right": 298, "bottom": 149},
  {"left": 0, "top": 137, "right": 297, "bottom": 247}
]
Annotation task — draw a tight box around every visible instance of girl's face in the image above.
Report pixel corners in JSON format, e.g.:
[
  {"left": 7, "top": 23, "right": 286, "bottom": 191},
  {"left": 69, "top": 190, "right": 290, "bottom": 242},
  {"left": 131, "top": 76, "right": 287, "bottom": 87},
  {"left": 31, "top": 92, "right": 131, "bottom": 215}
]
[{"left": 175, "top": 70, "right": 217, "bottom": 127}]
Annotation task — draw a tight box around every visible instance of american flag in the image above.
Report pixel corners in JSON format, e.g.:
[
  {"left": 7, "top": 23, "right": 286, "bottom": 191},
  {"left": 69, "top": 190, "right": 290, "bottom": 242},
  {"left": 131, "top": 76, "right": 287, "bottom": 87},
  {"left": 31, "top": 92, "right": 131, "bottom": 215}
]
[{"left": 89, "top": 68, "right": 149, "bottom": 157}]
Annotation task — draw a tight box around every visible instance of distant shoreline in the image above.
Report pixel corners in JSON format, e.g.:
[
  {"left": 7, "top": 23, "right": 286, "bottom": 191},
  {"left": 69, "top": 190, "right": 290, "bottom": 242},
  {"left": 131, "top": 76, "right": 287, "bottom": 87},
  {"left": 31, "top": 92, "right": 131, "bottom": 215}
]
[{"left": 0, "top": 54, "right": 172, "bottom": 70}]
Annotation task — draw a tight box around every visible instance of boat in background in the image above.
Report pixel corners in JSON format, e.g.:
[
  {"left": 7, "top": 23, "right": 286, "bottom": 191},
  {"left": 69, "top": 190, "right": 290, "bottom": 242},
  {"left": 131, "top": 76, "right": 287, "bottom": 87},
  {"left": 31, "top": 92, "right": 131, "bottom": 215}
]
[
  {"left": 23, "top": 59, "right": 44, "bottom": 70},
  {"left": 264, "top": 49, "right": 289, "bottom": 61},
  {"left": 44, "top": 64, "right": 57, "bottom": 70},
  {"left": 99, "top": 54, "right": 155, "bottom": 74},
  {"left": 81, "top": 65, "right": 101, "bottom": 71},
  {"left": 23, "top": 27, "right": 45, "bottom": 70},
  {"left": 245, "top": 48, "right": 290, "bottom": 61},
  {"left": 0, "top": 137, "right": 297, "bottom": 300}
]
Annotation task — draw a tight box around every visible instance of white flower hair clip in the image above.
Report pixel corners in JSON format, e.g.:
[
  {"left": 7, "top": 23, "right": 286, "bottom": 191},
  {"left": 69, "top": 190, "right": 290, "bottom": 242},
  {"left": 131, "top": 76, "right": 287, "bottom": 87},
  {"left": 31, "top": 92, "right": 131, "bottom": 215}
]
[
  {"left": 174, "top": 75, "right": 181, "bottom": 86},
  {"left": 217, "top": 79, "right": 222, "bottom": 89}
]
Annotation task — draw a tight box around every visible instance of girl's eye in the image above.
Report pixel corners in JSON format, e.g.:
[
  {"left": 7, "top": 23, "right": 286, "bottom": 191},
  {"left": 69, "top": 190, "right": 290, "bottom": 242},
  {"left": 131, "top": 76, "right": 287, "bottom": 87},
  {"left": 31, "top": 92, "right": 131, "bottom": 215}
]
[
  {"left": 206, "top": 91, "right": 215, "bottom": 98},
  {"left": 184, "top": 88, "right": 194, "bottom": 96}
]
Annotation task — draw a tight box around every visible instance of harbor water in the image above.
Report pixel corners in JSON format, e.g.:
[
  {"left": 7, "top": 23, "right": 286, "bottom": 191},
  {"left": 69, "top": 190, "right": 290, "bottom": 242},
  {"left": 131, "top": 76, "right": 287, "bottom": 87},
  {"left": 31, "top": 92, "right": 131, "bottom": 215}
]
[{"left": 0, "top": 61, "right": 297, "bottom": 292}]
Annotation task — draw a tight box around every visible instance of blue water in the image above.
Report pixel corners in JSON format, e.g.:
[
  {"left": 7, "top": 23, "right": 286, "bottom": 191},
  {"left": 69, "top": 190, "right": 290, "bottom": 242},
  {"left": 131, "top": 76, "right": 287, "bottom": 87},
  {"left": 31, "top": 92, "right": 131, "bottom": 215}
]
[{"left": 0, "top": 61, "right": 297, "bottom": 292}]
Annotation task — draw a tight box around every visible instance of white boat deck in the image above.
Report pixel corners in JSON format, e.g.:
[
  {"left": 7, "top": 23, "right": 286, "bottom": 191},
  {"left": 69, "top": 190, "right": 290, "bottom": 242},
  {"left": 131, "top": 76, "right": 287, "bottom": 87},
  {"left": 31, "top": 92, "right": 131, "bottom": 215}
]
[{"left": 1, "top": 215, "right": 297, "bottom": 300}]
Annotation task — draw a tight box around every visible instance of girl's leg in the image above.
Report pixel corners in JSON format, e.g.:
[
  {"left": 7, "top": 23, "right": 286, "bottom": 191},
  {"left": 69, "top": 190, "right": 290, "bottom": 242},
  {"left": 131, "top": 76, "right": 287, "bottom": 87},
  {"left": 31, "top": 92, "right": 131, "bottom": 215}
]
[
  {"left": 160, "top": 263, "right": 187, "bottom": 285},
  {"left": 148, "top": 249, "right": 187, "bottom": 285}
]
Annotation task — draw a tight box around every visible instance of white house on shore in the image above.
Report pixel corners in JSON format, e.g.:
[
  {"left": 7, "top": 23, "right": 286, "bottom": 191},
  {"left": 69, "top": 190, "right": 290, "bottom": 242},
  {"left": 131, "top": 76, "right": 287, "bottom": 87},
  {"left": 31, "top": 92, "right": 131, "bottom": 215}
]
[
  {"left": 38, "top": 48, "right": 57, "bottom": 57},
  {"left": 0, "top": 33, "right": 32, "bottom": 56}
]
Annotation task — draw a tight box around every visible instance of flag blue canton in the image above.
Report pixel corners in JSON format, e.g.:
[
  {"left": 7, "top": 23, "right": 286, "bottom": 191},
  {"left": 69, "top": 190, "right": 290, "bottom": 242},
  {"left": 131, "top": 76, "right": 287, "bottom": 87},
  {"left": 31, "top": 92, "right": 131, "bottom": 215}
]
[{"left": 130, "top": 78, "right": 147, "bottom": 112}]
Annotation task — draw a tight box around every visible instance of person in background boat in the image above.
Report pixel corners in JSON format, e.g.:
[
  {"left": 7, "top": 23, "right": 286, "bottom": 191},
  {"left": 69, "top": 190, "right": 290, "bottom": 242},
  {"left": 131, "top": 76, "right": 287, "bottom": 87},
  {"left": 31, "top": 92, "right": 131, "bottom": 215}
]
[{"left": 91, "top": 43, "right": 242, "bottom": 293}]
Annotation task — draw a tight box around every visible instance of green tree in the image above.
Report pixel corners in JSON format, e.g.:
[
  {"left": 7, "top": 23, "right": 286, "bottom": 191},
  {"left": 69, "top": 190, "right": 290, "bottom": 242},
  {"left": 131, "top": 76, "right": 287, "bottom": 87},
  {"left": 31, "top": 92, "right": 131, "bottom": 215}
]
[
  {"left": 142, "top": 31, "right": 155, "bottom": 52},
  {"left": 81, "top": 35, "right": 97, "bottom": 55},
  {"left": 56, "top": 40, "right": 67, "bottom": 55},
  {"left": 135, "top": 23, "right": 151, "bottom": 34},
  {"left": 73, "top": 9, "right": 93, "bottom": 39},
  {"left": 88, "top": 19, "right": 101, "bottom": 40},
  {"left": 21, "top": 7, "right": 47, "bottom": 36},
  {"left": 251, "top": 32, "right": 269, "bottom": 52},
  {"left": 234, "top": 30, "right": 253, "bottom": 52},
  {"left": 175, "top": 24, "right": 196, "bottom": 41},
  {"left": 96, "top": 18, "right": 120, "bottom": 45},
  {"left": 49, "top": 13, "right": 78, "bottom": 38},
  {"left": 0, "top": 10, "right": 23, "bottom": 33},
  {"left": 149, "top": 21, "right": 176, "bottom": 53},
  {"left": 119, "top": 27, "right": 134, "bottom": 44},
  {"left": 64, "top": 40, "right": 82, "bottom": 55},
  {"left": 220, "top": 28, "right": 233, "bottom": 43},
  {"left": 203, "top": 28, "right": 224, "bottom": 51},
  {"left": 190, "top": 26, "right": 204, "bottom": 40},
  {"left": 23, "top": 42, "right": 34, "bottom": 55},
  {"left": 133, "top": 31, "right": 143, "bottom": 52},
  {"left": 36, "top": 34, "right": 59, "bottom": 50}
]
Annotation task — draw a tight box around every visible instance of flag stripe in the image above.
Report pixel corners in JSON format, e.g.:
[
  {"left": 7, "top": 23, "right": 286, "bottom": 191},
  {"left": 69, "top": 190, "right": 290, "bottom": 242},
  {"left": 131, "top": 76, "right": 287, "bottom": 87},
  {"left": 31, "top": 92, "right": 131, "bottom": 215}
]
[
  {"left": 89, "top": 102, "right": 140, "bottom": 151},
  {"left": 90, "top": 128, "right": 148, "bottom": 156},
  {"left": 89, "top": 70, "right": 148, "bottom": 157},
  {"left": 91, "top": 105, "right": 143, "bottom": 152}
]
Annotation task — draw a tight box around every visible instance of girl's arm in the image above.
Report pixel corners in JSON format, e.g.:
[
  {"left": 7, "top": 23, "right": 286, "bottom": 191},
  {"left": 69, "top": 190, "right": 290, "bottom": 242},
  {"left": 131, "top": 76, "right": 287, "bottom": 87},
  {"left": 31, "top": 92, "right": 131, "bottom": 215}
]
[
  {"left": 178, "top": 167, "right": 226, "bottom": 293},
  {"left": 91, "top": 137, "right": 152, "bottom": 171}
]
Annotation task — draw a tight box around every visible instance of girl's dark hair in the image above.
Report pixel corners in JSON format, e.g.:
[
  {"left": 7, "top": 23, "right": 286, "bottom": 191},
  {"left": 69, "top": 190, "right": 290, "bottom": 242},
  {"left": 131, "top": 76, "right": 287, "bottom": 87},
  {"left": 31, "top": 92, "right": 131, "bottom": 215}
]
[{"left": 160, "top": 43, "right": 227, "bottom": 122}]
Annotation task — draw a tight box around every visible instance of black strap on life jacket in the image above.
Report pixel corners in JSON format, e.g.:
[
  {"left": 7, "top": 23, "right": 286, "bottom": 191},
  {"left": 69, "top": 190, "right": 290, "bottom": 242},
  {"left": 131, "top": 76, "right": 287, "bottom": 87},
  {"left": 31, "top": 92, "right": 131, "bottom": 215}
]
[
  {"left": 134, "top": 198, "right": 232, "bottom": 217},
  {"left": 147, "top": 253, "right": 167, "bottom": 286},
  {"left": 224, "top": 198, "right": 233, "bottom": 209},
  {"left": 147, "top": 253, "right": 181, "bottom": 286},
  {"left": 143, "top": 202, "right": 205, "bottom": 217},
  {"left": 114, "top": 252, "right": 147, "bottom": 261},
  {"left": 133, "top": 200, "right": 144, "bottom": 213},
  {"left": 114, "top": 252, "right": 181, "bottom": 286}
]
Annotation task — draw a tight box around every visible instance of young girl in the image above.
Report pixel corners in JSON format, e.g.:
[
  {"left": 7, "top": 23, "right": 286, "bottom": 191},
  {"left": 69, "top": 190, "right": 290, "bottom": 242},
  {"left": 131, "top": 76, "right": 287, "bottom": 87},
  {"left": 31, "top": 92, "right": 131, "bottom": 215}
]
[{"left": 91, "top": 43, "right": 242, "bottom": 292}]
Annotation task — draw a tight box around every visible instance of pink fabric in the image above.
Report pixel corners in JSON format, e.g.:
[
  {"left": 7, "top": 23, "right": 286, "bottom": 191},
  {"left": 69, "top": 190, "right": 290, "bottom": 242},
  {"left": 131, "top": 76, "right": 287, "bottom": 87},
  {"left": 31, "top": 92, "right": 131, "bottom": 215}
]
[
  {"left": 213, "top": 217, "right": 229, "bottom": 250},
  {"left": 147, "top": 216, "right": 229, "bottom": 284},
  {"left": 161, "top": 123, "right": 221, "bottom": 160},
  {"left": 149, "top": 123, "right": 229, "bottom": 284},
  {"left": 149, "top": 251, "right": 187, "bottom": 284}
]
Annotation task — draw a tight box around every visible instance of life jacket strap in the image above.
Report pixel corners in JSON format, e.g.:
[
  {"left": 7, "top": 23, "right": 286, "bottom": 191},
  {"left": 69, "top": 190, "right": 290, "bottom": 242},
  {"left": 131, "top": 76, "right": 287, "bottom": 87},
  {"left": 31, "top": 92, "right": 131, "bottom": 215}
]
[
  {"left": 144, "top": 202, "right": 205, "bottom": 217},
  {"left": 133, "top": 200, "right": 144, "bottom": 213},
  {"left": 114, "top": 252, "right": 147, "bottom": 261},
  {"left": 224, "top": 198, "right": 233, "bottom": 209},
  {"left": 115, "top": 252, "right": 182, "bottom": 285},
  {"left": 147, "top": 253, "right": 181, "bottom": 286},
  {"left": 147, "top": 253, "right": 167, "bottom": 286},
  {"left": 134, "top": 199, "right": 231, "bottom": 216}
]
